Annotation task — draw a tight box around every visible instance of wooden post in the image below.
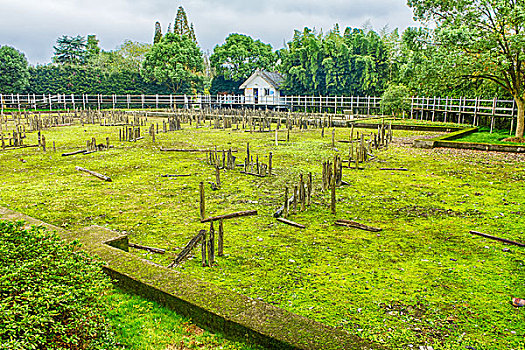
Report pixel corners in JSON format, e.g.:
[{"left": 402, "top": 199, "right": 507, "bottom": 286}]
[
  {"left": 269, "top": 152, "right": 273, "bottom": 175},
  {"left": 330, "top": 175, "right": 336, "bottom": 215},
  {"left": 201, "top": 230, "right": 207, "bottom": 267},
  {"left": 299, "top": 174, "right": 305, "bottom": 211},
  {"left": 331, "top": 128, "right": 335, "bottom": 147},
  {"left": 208, "top": 222, "right": 215, "bottom": 267},
  {"left": 215, "top": 166, "right": 221, "bottom": 188},
  {"left": 199, "top": 182, "right": 205, "bottom": 219},
  {"left": 218, "top": 219, "right": 224, "bottom": 257},
  {"left": 293, "top": 185, "right": 298, "bottom": 214},
  {"left": 284, "top": 187, "right": 289, "bottom": 218},
  {"left": 307, "top": 172, "right": 312, "bottom": 206}
]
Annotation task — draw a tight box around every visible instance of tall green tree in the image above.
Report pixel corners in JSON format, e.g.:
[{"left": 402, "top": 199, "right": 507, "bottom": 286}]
[
  {"left": 279, "top": 28, "right": 325, "bottom": 95},
  {"left": 279, "top": 26, "right": 391, "bottom": 96},
  {"left": 141, "top": 32, "right": 204, "bottom": 93},
  {"left": 173, "top": 6, "right": 197, "bottom": 43},
  {"left": 86, "top": 35, "right": 101, "bottom": 62},
  {"left": 154, "top": 21, "right": 162, "bottom": 44},
  {"left": 53, "top": 35, "right": 87, "bottom": 65},
  {"left": 210, "top": 33, "right": 277, "bottom": 93},
  {"left": 0, "top": 46, "right": 30, "bottom": 93},
  {"left": 408, "top": 0, "right": 525, "bottom": 138}
]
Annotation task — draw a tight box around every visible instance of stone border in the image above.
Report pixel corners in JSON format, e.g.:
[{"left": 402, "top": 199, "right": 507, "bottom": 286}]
[
  {"left": 413, "top": 127, "right": 525, "bottom": 153},
  {"left": 0, "top": 207, "right": 385, "bottom": 350}
]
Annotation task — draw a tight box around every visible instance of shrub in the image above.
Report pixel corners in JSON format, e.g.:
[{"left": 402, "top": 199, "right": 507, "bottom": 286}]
[
  {"left": 0, "top": 221, "right": 117, "bottom": 349},
  {"left": 380, "top": 84, "right": 411, "bottom": 116}
]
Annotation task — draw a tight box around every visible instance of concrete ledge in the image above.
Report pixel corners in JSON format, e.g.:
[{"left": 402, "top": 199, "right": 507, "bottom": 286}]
[
  {"left": 413, "top": 127, "right": 525, "bottom": 153},
  {"left": 0, "top": 207, "right": 385, "bottom": 350}
]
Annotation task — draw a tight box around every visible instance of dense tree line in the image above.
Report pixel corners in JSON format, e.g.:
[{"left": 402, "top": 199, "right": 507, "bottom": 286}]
[{"left": 1, "top": 1, "right": 523, "bottom": 135}]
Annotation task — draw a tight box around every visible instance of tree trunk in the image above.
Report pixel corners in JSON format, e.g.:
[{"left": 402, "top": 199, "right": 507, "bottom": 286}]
[{"left": 515, "top": 96, "right": 525, "bottom": 138}]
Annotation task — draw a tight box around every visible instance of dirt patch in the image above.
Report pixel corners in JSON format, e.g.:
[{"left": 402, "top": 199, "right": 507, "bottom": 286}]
[{"left": 502, "top": 136, "right": 525, "bottom": 143}]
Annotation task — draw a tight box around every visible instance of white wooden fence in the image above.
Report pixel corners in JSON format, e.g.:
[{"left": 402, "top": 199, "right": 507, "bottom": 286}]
[{"left": 0, "top": 93, "right": 518, "bottom": 129}]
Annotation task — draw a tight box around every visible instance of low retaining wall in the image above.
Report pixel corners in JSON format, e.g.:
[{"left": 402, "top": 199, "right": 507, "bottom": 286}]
[
  {"left": 0, "top": 207, "right": 384, "bottom": 350},
  {"left": 413, "top": 127, "right": 525, "bottom": 153}
]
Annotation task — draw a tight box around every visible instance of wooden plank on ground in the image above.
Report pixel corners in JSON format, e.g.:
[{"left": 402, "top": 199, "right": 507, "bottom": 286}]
[
  {"left": 335, "top": 219, "right": 382, "bottom": 232},
  {"left": 201, "top": 210, "right": 257, "bottom": 223},
  {"left": 277, "top": 217, "right": 305, "bottom": 228},
  {"left": 161, "top": 174, "right": 192, "bottom": 177},
  {"left": 469, "top": 230, "right": 525, "bottom": 247},
  {"left": 240, "top": 171, "right": 266, "bottom": 178},
  {"left": 128, "top": 242, "right": 165, "bottom": 254},
  {"left": 75, "top": 166, "right": 112, "bottom": 182},
  {"left": 62, "top": 149, "right": 87, "bottom": 156},
  {"left": 379, "top": 168, "right": 408, "bottom": 171}
]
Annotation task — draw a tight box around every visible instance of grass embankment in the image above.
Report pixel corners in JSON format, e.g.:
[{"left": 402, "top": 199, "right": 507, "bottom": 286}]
[
  {"left": 107, "top": 288, "right": 261, "bottom": 350},
  {"left": 0, "top": 117, "right": 523, "bottom": 349},
  {"left": 453, "top": 127, "right": 525, "bottom": 145}
]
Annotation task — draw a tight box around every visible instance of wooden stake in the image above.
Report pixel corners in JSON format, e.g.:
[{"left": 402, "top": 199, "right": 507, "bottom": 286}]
[
  {"left": 218, "top": 219, "right": 224, "bottom": 256},
  {"left": 201, "top": 230, "right": 207, "bottom": 267},
  {"left": 199, "top": 182, "right": 205, "bottom": 220},
  {"left": 330, "top": 175, "right": 336, "bottom": 215},
  {"left": 307, "top": 172, "right": 312, "bottom": 206},
  {"left": 284, "top": 187, "right": 289, "bottom": 218},
  {"left": 208, "top": 222, "right": 215, "bottom": 267}
]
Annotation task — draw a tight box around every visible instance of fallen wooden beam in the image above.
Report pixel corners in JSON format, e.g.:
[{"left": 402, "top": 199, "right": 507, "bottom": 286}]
[
  {"left": 168, "top": 230, "right": 205, "bottom": 267},
  {"left": 128, "top": 242, "right": 166, "bottom": 254},
  {"left": 277, "top": 217, "right": 305, "bottom": 229},
  {"left": 335, "top": 219, "right": 382, "bottom": 232},
  {"left": 380, "top": 168, "right": 408, "bottom": 171},
  {"left": 469, "top": 230, "right": 525, "bottom": 247},
  {"left": 161, "top": 174, "right": 192, "bottom": 177},
  {"left": 160, "top": 148, "right": 238, "bottom": 152},
  {"left": 240, "top": 171, "right": 266, "bottom": 178},
  {"left": 62, "top": 149, "right": 87, "bottom": 156},
  {"left": 201, "top": 210, "right": 257, "bottom": 223},
  {"left": 83, "top": 150, "right": 97, "bottom": 155},
  {"left": 75, "top": 166, "right": 112, "bottom": 182}
]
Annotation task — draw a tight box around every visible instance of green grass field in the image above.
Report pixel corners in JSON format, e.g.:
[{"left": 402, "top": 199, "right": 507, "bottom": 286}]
[
  {"left": 1, "top": 116, "right": 524, "bottom": 349},
  {"left": 453, "top": 128, "right": 525, "bottom": 145}
]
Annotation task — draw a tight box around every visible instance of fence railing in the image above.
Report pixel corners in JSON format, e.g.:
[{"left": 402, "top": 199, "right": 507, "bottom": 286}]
[{"left": 0, "top": 93, "right": 518, "bottom": 130}]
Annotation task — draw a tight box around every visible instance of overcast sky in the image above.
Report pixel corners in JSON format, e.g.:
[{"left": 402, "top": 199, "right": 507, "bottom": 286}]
[{"left": 0, "top": 0, "right": 419, "bottom": 65}]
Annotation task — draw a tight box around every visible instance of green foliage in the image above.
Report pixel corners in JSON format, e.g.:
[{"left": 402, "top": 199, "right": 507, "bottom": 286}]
[
  {"left": 407, "top": 0, "right": 525, "bottom": 136},
  {"left": 27, "top": 64, "right": 170, "bottom": 95},
  {"left": 380, "top": 84, "right": 411, "bottom": 115},
  {"left": 89, "top": 41, "right": 151, "bottom": 74},
  {"left": 211, "top": 34, "right": 277, "bottom": 83},
  {"left": 0, "top": 221, "right": 117, "bottom": 349},
  {"left": 0, "top": 46, "right": 30, "bottom": 93},
  {"left": 210, "top": 75, "right": 243, "bottom": 95},
  {"left": 153, "top": 22, "right": 162, "bottom": 44},
  {"left": 141, "top": 33, "right": 204, "bottom": 93},
  {"left": 86, "top": 35, "right": 101, "bottom": 62},
  {"left": 279, "top": 26, "right": 390, "bottom": 96},
  {"left": 53, "top": 35, "right": 87, "bottom": 65},
  {"left": 173, "top": 6, "right": 197, "bottom": 43}
]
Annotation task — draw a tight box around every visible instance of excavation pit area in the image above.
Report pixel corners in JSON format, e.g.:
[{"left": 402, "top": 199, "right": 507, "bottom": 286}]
[{"left": 1, "top": 109, "right": 523, "bottom": 350}]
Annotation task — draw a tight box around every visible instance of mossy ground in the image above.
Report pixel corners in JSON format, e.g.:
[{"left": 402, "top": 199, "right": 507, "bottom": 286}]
[{"left": 0, "top": 115, "right": 524, "bottom": 349}]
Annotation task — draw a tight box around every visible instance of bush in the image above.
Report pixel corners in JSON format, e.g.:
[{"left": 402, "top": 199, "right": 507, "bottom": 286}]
[
  {"left": 0, "top": 221, "right": 117, "bottom": 349},
  {"left": 380, "top": 84, "right": 411, "bottom": 116}
]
